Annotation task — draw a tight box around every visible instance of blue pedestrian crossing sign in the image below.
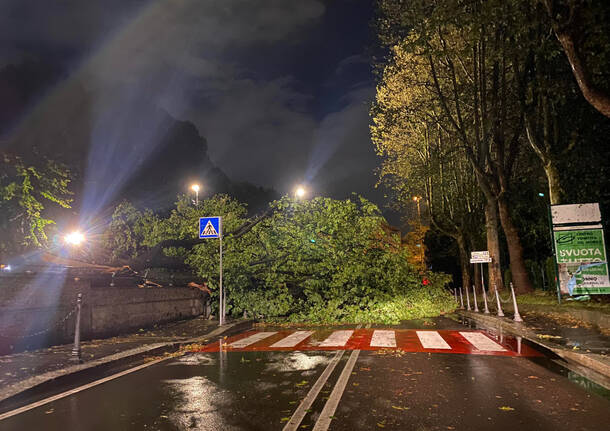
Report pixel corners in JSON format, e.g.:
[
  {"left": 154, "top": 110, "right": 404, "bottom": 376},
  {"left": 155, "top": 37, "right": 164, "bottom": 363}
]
[{"left": 199, "top": 217, "right": 222, "bottom": 239}]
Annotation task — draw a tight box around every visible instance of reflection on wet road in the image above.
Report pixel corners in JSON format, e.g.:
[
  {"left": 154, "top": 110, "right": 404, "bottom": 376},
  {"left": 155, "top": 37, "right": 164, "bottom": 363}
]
[{"left": 0, "top": 318, "right": 608, "bottom": 430}]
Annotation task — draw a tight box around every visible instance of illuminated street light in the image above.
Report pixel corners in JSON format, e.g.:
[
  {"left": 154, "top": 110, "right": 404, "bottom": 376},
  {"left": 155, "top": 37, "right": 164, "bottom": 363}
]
[
  {"left": 191, "top": 183, "right": 201, "bottom": 205},
  {"left": 295, "top": 186, "right": 306, "bottom": 199},
  {"left": 64, "top": 231, "right": 85, "bottom": 246},
  {"left": 412, "top": 196, "right": 422, "bottom": 220}
]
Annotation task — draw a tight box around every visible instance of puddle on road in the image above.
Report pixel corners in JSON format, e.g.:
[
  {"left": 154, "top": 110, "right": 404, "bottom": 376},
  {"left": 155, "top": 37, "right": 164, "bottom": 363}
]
[{"left": 454, "top": 314, "right": 610, "bottom": 399}]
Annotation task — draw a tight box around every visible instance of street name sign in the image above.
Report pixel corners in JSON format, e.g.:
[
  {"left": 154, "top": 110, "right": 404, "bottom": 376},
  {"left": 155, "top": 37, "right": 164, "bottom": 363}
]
[
  {"left": 470, "top": 251, "right": 492, "bottom": 264},
  {"left": 199, "top": 217, "right": 221, "bottom": 239}
]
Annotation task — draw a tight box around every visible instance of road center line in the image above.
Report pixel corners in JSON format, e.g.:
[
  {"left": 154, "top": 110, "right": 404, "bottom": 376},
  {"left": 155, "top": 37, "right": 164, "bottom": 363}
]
[
  {"left": 312, "top": 348, "right": 360, "bottom": 431},
  {"left": 282, "top": 349, "right": 346, "bottom": 431},
  {"left": 312, "top": 324, "right": 369, "bottom": 431},
  {"left": 284, "top": 325, "right": 364, "bottom": 431},
  {"left": 0, "top": 357, "right": 168, "bottom": 421}
]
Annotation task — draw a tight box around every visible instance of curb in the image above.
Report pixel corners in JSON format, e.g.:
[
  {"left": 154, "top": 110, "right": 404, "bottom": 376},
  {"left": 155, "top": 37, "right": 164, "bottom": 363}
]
[
  {"left": 0, "top": 320, "right": 252, "bottom": 405},
  {"left": 456, "top": 310, "right": 610, "bottom": 388}
]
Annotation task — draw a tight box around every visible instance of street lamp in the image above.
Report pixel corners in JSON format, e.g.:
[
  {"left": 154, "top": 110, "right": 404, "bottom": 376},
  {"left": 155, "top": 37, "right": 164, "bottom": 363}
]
[
  {"left": 412, "top": 196, "right": 424, "bottom": 269},
  {"left": 64, "top": 231, "right": 85, "bottom": 246},
  {"left": 191, "top": 183, "right": 200, "bottom": 205},
  {"left": 412, "top": 196, "right": 422, "bottom": 221},
  {"left": 295, "top": 185, "right": 306, "bottom": 199}
]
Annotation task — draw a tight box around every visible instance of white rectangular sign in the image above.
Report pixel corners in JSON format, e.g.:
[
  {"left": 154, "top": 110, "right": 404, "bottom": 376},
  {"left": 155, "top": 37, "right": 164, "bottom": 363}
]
[
  {"left": 551, "top": 203, "right": 601, "bottom": 225},
  {"left": 470, "top": 251, "right": 492, "bottom": 263}
]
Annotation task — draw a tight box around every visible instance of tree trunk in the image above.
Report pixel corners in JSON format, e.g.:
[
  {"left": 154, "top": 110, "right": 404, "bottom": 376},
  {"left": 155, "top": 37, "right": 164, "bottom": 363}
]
[
  {"left": 456, "top": 233, "right": 471, "bottom": 293},
  {"left": 485, "top": 199, "right": 504, "bottom": 291},
  {"left": 544, "top": 161, "right": 563, "bottom": 205},
  {"left": 555, "top": 32, "right": 610, "bottom": 119},
  {"left": 497, "top": 195, "right": 533, "bottom": 294}
]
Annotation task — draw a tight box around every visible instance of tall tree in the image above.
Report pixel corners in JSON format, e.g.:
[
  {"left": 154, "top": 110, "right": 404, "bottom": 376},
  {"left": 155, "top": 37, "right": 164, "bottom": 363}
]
[{"left": 375, "top": 0, "right": 536, "bottom": 292}]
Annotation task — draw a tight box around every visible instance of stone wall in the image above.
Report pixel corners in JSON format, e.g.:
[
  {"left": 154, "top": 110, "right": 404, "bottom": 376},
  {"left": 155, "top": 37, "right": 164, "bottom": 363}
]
[{"left": 0, "top": 268, "right": 208, "bottom": 354}]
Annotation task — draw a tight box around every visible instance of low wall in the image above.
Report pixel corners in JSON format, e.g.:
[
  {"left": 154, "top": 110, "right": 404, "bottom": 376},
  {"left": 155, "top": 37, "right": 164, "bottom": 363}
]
[{"left": 0, "top": 268, "right": 208, "bottom": 354}]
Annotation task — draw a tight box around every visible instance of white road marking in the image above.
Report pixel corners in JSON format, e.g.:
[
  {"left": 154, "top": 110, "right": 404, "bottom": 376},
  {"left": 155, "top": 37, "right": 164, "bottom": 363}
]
[
  {"left": 370, "top": 330, "right": 396, "bottom": 347},
  {"left": 228, "top": 332, "right": 277, "bottom": 348},
  {"left": 319, "top": 330, "right": 354, "bottom": 347},
  {"left": 271, "top": 331, "right": 314, "bottom": 348},
  {"left": 416, "top": 331, "right": 451, "bottom": 349},
  {"left": 0, "top": 357, "right": 168, "bottom": 421},
  {"left": 313, "top": 348, "right": 361, "bottom": 431},
  {"left": 459, "top": 332, "right": 506, "bottom": 351},
  {"left": 282, "top": 350, "right": 346, "bottom": 431}
]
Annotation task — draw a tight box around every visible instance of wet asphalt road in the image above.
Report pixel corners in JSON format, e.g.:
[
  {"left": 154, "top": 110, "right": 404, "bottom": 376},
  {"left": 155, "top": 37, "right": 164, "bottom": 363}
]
[{"left": 0, "top": 318, "right": 608, "bottom": 431}]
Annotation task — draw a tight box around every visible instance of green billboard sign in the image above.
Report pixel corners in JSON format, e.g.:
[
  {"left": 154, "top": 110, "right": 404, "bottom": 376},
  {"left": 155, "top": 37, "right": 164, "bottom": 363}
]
[{"left": 553, "top": 228, "right": 609, "bottom": 295}]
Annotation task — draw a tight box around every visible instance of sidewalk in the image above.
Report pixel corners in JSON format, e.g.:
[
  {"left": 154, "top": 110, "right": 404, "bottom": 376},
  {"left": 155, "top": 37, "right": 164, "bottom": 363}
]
[
  {"left": 0, "top": 317, "right": 252, "bottom": 405},
  {"left": 456, "top": 296, "right": 610, "bottom": 388}
]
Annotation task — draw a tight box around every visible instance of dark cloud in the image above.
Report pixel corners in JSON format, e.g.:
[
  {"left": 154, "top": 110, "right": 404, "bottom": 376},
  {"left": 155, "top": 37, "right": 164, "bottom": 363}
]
[{"left": 2, "top": 0, "right": 388, "bottom": 216}]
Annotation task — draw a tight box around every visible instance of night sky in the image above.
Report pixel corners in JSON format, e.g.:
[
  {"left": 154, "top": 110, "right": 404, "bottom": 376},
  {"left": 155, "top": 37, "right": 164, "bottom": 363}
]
[{"left": 1, "top": 1, "right": 391, "bottom": 219}]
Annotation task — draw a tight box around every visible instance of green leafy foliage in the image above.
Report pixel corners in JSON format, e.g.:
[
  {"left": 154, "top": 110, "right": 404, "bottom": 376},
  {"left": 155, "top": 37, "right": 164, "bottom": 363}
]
[
  {"left": 116, "top": 193, "right": 455, "bottom": 323},
  {"left": 104, "top": 201, "right": 159, "bottom": 260},
  {"left": 0, "top": 153, "right": 72, "bottom": 256}
]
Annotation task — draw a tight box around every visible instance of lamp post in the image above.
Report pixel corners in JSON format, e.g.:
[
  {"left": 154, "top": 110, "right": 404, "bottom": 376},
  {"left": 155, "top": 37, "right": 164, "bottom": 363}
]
[
  {"left": 412, "top": 196, "right": 422, "bottom": 222},
  {"left": 412, "top": 196, "right": 423, "bottom": 268},
  {"left": 191, "top": 184, "right": 200, "bottom": 205}
]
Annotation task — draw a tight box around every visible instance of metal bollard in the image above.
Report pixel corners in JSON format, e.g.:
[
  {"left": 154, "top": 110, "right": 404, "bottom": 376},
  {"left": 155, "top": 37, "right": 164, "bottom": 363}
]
[
  {"left": 494, "top": 284, "right": 504, "bottom": 317},
  {"left": 482, "top": 286, "right": 490, "bottom": 314},
  {"left": 465, "top": 285, "right": 471, "bottom": 311},
  {"left": 459, "top": 288, "right": 464, "bottom": 309},
  {"left": 510, "top": 282, "right": 523, "bottom": 322},
  {"left": 71, "top": 293, "right": 83, "bottom": 363},
  {"left": 472, "top": 285, "right": 479, "bottom": 312},
  {"left": 454, "top": 288, "right": 458, "bottom": 304}
]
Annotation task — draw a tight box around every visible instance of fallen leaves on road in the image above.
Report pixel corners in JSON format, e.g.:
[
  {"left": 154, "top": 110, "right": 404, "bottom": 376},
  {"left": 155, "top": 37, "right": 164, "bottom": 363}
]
[
  {"left": 499, "top": 406, "right": 515, "bottom": 411},
  {"left": 537, "top": 334, "right": 562, "bottom": 340},
  {"left": 295, "top": 380, "right": 309, "bottom": 387},
  {"left": 391, "top": 405, "right": 410, "bottom": 411}
]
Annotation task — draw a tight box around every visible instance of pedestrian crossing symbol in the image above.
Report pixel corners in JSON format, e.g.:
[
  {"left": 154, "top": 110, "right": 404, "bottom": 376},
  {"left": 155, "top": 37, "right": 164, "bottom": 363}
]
[{"left": 199, "top": 217, "right": 221, "bottom": 239}]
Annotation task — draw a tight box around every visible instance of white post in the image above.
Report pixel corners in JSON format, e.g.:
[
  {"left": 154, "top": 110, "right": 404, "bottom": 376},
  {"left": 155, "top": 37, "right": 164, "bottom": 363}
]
[
  {"left": 481, "top": 263, "right": 490, "bottom": 314},
  {"left": 465, "top": 285, "right": 471, "bottom": 311},
  {"left": 494, "top": 284, "right": 504, "bottom": 317},
  {"left": 482, "top": 286, "right": 490, "bottom": 314},
  {"left": 510, "top": 282, "right": 523, "bottom": 322},
  {"left": 472, "top": 284, "right": 479, "bottom": 312},
  {"left": 459, "top": 288, "right": 464, "bottom": 309}
]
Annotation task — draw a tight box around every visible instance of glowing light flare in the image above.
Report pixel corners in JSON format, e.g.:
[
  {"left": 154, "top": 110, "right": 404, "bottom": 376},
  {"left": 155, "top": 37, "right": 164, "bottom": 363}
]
[
  {"left": 191, "top": 184, "right": 200, "bottom": 193},
  {"left": 295, "top": 186, "right": 307, "bottom": 199},
  {"left": 64, "top": 231, "right": 86, "bottom": 246}
]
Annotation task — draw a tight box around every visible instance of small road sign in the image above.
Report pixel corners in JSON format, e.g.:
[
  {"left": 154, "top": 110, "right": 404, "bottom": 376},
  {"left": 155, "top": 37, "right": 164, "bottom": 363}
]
[
  {"left": 470, "top": 251, "right": 492, "bottom": 264},
  {"left": 199, "top": 217, "right": 221, "bottom": 239}
]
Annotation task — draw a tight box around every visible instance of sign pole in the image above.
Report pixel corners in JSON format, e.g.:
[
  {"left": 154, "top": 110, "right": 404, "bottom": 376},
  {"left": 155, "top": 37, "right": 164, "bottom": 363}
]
[
  {"left": 547, "top": 205, "right": 561, "bottom": 304},
  {"left": 199, "top": 216, "right": 224, "bottom": 326},
  {"left": 219, "top": 218, "right": 224, "bottom": 326}
]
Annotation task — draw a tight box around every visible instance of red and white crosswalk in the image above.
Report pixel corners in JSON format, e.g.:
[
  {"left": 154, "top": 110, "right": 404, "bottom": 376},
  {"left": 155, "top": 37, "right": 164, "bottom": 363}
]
[{"left": 196, "top": 328, "right": 541, "bottom": 357}]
